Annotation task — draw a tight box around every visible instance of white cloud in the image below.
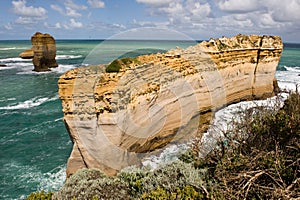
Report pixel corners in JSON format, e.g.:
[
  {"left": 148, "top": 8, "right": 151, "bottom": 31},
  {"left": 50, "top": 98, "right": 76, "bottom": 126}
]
[
  {"left": 217, "top": 0, "right": 259, "bottom": 13},
  {"left": 51, "top": 0, "right": 87, "bottom": 17},
  {"left": 12, "top": 0, "right": 47, "bottom": 17},
  {"left": 265, "top": 0, "right": 300, "bottom": 22},
  {"left": 64, "top": 18, "right": 83, "bottom": 29},
  {"left": 136, "top": 0, "right": 172, "bottom": 6},
  {"left": 65, "top": 0, "right": 87, "bottom": 10},
  {"left": 4, "top": 23, "right": 13, "bottom": 30},
  {"left": 50, "top": 4, "right": 65, "bottom": 16},
  {"left": 44, "top": 22, "right": 63, "bottom": 29},
  {"left": 87, "top": 0, "right": 105, "bottom": 8},
  {"left": 55, "top": 22, "right": 62, "bottom": 29},
  {"left": 66, "top": 7, "right": 82, "bottom": 17},
  {"left": 15, "top": 16, "right": 35, "bottom": 24}
]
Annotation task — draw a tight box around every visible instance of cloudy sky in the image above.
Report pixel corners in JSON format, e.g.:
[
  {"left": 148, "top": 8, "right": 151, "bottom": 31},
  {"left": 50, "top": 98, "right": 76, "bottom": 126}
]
[{"left": 0, "top": 0, "right": 299, "bottom": 42}]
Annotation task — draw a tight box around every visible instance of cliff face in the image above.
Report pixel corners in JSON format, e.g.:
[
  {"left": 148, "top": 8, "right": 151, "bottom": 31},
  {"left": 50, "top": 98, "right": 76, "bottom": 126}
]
[
  {"left": 58, "top": 34, "right": 283, "bottom": 177},
  {"left": 19, "top": 32, "right": 58, "bottom": 71}
]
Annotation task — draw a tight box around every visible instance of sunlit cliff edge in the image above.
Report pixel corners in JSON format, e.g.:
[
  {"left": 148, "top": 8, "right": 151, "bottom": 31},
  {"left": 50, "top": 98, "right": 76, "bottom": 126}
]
[{"left": 58, "top": 34, "right": 283, "bottom": 177}]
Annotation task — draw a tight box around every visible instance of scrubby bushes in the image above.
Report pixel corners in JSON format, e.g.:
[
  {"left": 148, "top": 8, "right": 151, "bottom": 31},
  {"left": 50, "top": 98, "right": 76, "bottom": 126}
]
[
  {"left": 106, "top": 57, "right": 140, "bottom": 73},
  {"left": 192, "top": 89, "right": 300, "bottom": 199},
  {"left": 27, "top": 90, "right": 299, "bottom": 199},
  {"left": 26, "top": 191, "right": 53, "bottom": 200}
]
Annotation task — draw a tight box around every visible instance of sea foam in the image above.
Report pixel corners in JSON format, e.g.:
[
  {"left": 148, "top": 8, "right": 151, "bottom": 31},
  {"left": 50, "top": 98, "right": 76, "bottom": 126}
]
[
  {"left": 0, "top": 96, "right": 58, "bottom": 110},
  {"left": 56, "top": 55, "right": 82, "bottom": 60}
]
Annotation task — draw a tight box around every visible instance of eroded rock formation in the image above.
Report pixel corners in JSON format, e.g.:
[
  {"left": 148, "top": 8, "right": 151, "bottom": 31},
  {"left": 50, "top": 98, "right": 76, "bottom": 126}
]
[
  {"left": 19, "top": 32, "right": 58, "bottom": 71},
  {"left": 58, "top": 34, "right": 283, "bottom": 177}
]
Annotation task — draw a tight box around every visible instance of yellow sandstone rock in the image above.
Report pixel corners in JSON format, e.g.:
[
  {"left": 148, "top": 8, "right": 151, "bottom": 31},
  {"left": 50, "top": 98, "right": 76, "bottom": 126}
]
[{"left": 58, "top": 34, "right": 283, "bottom": 177}]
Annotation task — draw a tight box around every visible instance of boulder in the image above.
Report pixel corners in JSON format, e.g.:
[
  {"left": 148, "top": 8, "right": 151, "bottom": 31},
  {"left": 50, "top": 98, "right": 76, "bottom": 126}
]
[
  {"left": 58, "top": 34, "right": 283, "bottom": 177},
  {"left": 19, "top": 49, "right": 34, "bottom": 59}
]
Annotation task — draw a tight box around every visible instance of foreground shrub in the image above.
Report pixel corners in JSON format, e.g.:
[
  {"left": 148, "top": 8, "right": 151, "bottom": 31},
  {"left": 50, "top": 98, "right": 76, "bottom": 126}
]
[
  {"left": 193, "top": 89, "right": 300, "bottom": 199},
  {"left": 52, "top": 168, "right": 129, "bottom": 200}
]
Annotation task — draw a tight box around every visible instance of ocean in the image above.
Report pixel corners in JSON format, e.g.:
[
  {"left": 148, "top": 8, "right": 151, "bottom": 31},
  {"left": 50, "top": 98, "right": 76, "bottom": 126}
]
[{"left": 0, "top": 40, "right": 299, "bottom": 200}]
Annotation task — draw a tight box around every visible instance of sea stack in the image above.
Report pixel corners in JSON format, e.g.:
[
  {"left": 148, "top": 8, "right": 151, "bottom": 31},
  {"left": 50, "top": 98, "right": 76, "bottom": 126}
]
[
  {"left": 58, "top": 34, "right": 283, "bottom": 177},
  {"left": 19, "top": 32, "right": 58, "bottom": 71}
]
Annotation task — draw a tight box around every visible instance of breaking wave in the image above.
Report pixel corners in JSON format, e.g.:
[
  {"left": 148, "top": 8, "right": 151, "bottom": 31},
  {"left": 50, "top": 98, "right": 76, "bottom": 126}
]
[{"left": 0, "top": 96, "right": 58, "bottom": 110}]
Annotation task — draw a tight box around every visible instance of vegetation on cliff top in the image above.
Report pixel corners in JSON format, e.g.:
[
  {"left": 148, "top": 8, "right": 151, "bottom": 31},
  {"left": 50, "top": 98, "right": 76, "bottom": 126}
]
[
  {"left": 106, "top": 57, "right": 140, "bottom": 73},
  {"left": 27, "top": 89, "right": 299, "bottom": 200}
]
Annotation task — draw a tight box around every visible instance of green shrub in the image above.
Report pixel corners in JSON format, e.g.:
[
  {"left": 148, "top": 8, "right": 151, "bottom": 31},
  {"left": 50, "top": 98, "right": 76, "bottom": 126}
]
[
  {"left": 26, "top": 191, "right": 53, "bottom": 200},
  {"left": 140, "top": 185, "right": 204, "bottom": 200},
  {"left": 52, "top": 168, "right": 129, "bottom": 200},
  {"left": 193, "top": 89, "right": 300, "bottom": 199},
  {"left": 106, "top": 57, "right": 140, "bottom": 73}
]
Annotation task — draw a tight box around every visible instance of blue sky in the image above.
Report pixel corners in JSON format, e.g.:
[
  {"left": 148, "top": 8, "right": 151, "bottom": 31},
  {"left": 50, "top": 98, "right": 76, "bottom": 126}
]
[{"left": 0, "top": 0, "right": 299, "bottom": 42}]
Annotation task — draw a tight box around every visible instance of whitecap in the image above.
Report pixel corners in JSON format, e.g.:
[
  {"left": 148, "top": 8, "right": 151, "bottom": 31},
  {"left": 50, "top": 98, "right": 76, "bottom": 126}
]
[
  {"left": 56, "top": 55, "right": 82, "bottom": 60},
  {"left": 0, "top": 96, "right": 58, "bottom": 110},
  {"left": 50, "top": 64, "right": 77, "bottom": 73},
  {"left": 0, "top": 97, "right": 16, "bottom": 102},
  {"left": 17, "top": 64, "right": 77, "bottom": 75},
  {"left": 142, "top": 143, "right": 189, "bottom": 170},
  {"left": 3, "top": 162, "right": 66, "bottom": 199},
  {"left": 284, "top": 66, "right": 300, "bottom": 72},
  {"left": 0, "top": 47, "right": 27, "bottom": 51},
  {"left": 0, "top": 57, "right": 31, "bottom": 62},
  {"left": 37, "top": 165, "right": 67, "bottom": 192}
]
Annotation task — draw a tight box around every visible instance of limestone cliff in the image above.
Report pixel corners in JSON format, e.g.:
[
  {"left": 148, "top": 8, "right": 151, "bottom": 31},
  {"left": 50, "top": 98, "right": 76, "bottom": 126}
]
[
  {"left": 19, "top": 32, "right": 58, "bottom": 71},
  {"left": 58, "top": 34, "right": 283, "bottom": 177}
]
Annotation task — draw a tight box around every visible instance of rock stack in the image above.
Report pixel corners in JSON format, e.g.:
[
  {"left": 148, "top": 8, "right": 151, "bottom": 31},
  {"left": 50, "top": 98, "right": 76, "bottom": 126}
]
[
  {"left": 19, "top": 32, "right": 58, "bottom": 71},
  {"left": 58, "top": 34, "right": 283, "bottom": 177}
]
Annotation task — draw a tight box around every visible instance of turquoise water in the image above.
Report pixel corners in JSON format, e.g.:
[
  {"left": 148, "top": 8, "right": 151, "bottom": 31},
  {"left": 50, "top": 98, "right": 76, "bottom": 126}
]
[{"left": 0, "top": 40, "right": 299, "bottom": 199}]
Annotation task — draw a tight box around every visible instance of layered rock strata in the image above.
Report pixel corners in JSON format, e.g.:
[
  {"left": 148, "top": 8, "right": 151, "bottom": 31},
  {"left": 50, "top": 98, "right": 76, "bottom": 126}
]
[
  {"left": 58, "top": 34, "right": 283, "bottom": 177},
  {"left": 19, "top": 32, "right": 58, "bottom": 71}
]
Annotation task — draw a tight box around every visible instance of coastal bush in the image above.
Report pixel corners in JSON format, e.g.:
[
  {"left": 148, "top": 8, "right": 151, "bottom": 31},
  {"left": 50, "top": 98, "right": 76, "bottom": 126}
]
[
  {"left": 106, "top": 57, "right": 140, "bottom": 73},
  {"left": 192, "top": 89, "right": 300, "bottom": 199},
  {"left": 26, "top": 191, "right": 53, "bottom": 200},
  {"left": 52, "top": 168, "right": 129, "bottom": 200}
]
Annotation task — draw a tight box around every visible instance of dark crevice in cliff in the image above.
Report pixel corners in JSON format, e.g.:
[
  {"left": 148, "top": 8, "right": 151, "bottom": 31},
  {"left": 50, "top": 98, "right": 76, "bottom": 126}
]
[
  {"left": 77, "top": 144, "right": 89, "bottom": 168},
  {"left": 252, "top": 36, "right": 264, "bottom": 96}
]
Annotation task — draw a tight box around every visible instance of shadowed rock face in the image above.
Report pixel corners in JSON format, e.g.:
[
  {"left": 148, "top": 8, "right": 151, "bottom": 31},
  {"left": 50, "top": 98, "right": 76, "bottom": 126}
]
[
  {"left": 58, "top": 34, "right": 283, "bottom": 177},
  {"left": 19, "top": 32, "right": 58, "bottom": 71}
]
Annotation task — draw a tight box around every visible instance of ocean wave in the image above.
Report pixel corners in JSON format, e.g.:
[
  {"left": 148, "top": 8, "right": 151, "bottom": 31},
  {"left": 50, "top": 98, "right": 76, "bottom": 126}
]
[
  {"left": 2, "top": 162, "right": 66, "bottom": 200},
  {"left": 142, "top": 143, "right": 189, "bottom": 170},
  {"left": 50, "top": 64, "right": 77, "bottom": 73},
  {"left": 0, "top": 57, "right": 31, "bottom": 62},
  {"left": 0, "top": 47, "right": 27, "bottom": 51},
  {"left": 16, "top": 64, "right": 77, "bottom": 75},
  {"left": 0, "top": 97, "right": 16, "bottom": 102},
  {"left": 284, "top": 66, "right": 300, "bottom": 72},
  {"left": 56, "top": 55, "right": 82, "bottom": 60},
  {"left": 0, "top": 96, "right": 58, "bottom": 110},
  {"left": 278, "top": 65, "right": 300, "bottom": 72}
]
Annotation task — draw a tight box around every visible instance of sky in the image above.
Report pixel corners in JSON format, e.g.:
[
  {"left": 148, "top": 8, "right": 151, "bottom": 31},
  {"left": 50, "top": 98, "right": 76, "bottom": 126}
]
[{"left": 0, "top": 0, "right": 299, "bottom": 42}]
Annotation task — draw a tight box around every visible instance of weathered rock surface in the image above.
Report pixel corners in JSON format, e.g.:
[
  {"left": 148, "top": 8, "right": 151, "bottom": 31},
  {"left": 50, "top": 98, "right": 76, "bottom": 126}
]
[
  {"left": 19, "top": 49, "right": 34, "bottom": 59},
  {"left": 58, "top": 34, "right": 283, "bottom": 177},
  {"left": 19, "top": 32, "right": 58, "bottom": 71}
]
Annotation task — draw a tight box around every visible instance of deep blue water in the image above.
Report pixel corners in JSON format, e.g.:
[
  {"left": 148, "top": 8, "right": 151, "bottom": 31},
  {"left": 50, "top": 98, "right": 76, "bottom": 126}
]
[{"left": 0, "top": 40, "right": 299, "bottom": 199}]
